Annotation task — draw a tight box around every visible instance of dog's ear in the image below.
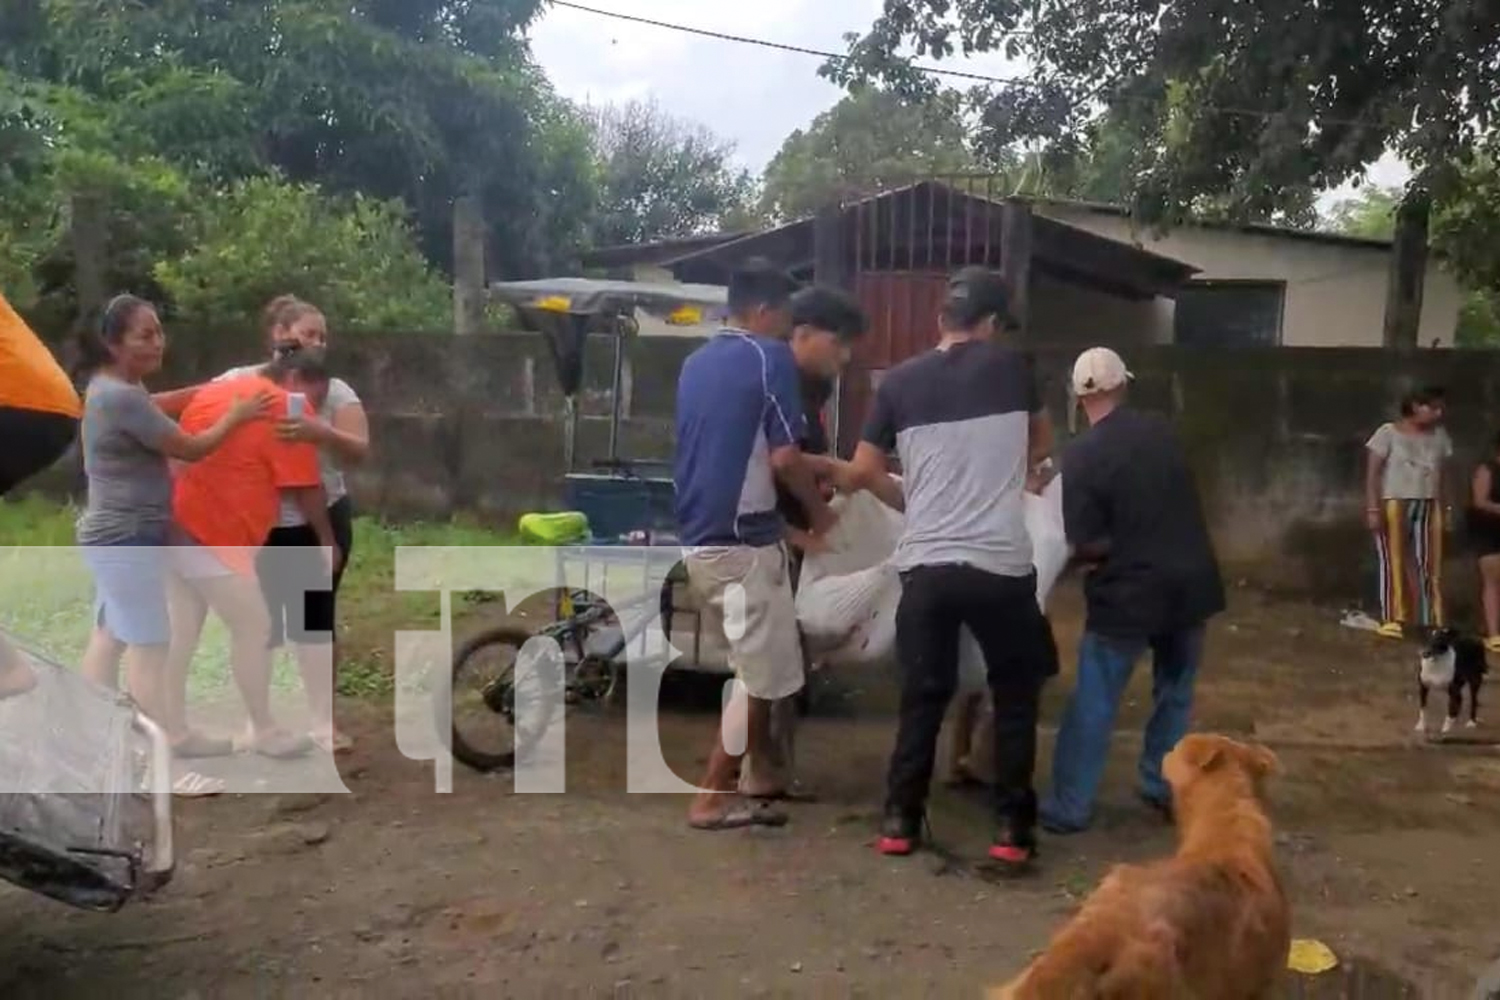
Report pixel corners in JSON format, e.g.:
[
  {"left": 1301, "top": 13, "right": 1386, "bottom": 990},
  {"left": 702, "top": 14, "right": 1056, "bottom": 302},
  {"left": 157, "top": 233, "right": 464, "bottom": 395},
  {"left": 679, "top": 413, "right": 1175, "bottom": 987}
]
[
  {"left": 1241, "top": 743, "right": 1280, "bottom": 779},
  {"left": 1177, "top": 736, "right": 1225, "bottom": 773}
]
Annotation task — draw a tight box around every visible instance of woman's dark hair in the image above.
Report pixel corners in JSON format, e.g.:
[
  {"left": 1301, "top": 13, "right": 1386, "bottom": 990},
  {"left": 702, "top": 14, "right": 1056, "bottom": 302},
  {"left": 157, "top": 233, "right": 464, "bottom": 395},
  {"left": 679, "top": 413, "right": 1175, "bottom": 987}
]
[
  {"left": 70, "top": 294, "right": 152, "bottom": 382},
  {"left": 1399, "top": 384, "right": 1446, "bottom": 417},
  {"left": 264, "top": 345, "right": 332, "bottom": 385}
]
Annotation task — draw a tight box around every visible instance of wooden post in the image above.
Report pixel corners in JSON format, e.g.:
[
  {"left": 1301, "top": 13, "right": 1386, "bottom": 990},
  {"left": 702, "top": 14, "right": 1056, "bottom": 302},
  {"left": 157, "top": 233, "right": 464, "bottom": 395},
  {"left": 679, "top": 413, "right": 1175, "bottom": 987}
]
[
  {"left": 453, "top": 192, "right": 486, "bottom": 336},
  {"left": 999, "top": 200, "right": 1033, "bottom": 339},
  {"left": 813, "top": 202, "right": 848, "bottom": 290},
  {"left": 1382, "top": 191, "right": 1430, "bottom": 351},
  {"left": 813, "top": 200, "right": 855, "bottom": 454},
  {"left": 71, "top": 192, "right": 107, "bottom": 322}
]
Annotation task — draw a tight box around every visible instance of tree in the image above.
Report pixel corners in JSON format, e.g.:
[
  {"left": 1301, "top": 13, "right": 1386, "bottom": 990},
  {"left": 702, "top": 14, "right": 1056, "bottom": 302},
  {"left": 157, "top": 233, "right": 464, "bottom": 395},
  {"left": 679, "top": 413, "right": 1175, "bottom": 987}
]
[
  {"left": 1324, "top": 186, "right": 1402, "bottom": 240},
  {"left": 586, "top": 99, "right": 755, "bottom": 246},
  {"left": 829, "top": 1, "right": 1497, "bottom": 231},
  {"left": 759, "top": 88, "right": 994, "bottom": 221}
]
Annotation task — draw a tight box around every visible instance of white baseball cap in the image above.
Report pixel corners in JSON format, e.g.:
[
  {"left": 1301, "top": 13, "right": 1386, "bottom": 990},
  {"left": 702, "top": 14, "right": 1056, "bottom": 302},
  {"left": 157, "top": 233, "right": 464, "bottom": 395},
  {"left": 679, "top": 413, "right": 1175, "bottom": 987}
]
[{"left": 1070, "top": 347, "right": 1134, "bottom": 397}]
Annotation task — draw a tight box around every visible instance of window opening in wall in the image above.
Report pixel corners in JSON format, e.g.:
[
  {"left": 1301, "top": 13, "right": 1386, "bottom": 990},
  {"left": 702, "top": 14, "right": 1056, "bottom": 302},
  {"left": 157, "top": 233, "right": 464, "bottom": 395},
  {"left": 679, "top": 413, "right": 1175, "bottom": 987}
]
[{"left": 1174, "top": 280, "right": 1286, "bottom": 347}]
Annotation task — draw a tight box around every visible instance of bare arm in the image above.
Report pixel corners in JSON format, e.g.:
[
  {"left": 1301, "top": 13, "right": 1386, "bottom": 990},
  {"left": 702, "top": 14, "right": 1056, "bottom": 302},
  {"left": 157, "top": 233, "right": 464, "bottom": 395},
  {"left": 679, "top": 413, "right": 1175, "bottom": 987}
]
[
  {"left": 1028, "top": 410, "right": 1054, "bottom": 468},
  {"left": 842, "top": 443, "right": 905, "bottom": 513},
  {"left": 1474, "top": 466, "right": 1500, "bottom": 518},
  {"left": 325, "top": 400, "right": 370, "bottom": 466},
  {"left": 771, "top": 445, "right": 835, "bottom": 535},
  {"left": 1365, "top": 450, "right": 1386, "bottom": 518},
  {"left": 292, "top": 486, "right": 339, "bottom": 561},
  {"left": 156, "top": 394, "right": 268, "bottom": 462}
]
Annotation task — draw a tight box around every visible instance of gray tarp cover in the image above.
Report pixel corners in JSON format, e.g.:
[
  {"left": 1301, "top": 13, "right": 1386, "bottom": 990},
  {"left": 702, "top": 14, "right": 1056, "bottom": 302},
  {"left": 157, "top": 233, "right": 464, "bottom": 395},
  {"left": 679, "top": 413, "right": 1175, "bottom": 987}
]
[
  {"left": 0, "top": 632, "right": 160, "bottom": 911},
  {"left": 490, "top": 277, "right": 728, "bottom": 399},
  {"left": 489, "top": 277, "right": 728, "bottom": 319}
]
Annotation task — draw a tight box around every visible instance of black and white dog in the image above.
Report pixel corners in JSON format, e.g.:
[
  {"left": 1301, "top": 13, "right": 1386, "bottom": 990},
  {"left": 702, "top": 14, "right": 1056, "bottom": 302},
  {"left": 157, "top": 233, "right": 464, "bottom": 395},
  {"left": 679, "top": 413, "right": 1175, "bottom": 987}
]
[{"left": 1416, "top": 627, "right": 1489, "bottom": 735}]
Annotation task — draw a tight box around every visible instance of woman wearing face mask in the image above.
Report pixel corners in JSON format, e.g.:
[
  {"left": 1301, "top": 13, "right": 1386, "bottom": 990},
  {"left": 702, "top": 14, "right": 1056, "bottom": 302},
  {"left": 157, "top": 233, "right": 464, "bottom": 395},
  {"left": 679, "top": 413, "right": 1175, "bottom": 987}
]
[
  {"left": 159, "top": 296, "right": 369, "bottom": 753},
  {"left": 73, "top": 295, "right": 269, "bottom": 792}
]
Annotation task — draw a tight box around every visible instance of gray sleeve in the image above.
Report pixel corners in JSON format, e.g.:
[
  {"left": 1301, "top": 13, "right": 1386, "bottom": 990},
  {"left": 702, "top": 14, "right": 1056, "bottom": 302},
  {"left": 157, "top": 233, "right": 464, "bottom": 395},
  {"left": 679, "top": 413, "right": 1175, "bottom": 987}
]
[{"left": 103, "top": 385, "right": 178, "bottom": 450}]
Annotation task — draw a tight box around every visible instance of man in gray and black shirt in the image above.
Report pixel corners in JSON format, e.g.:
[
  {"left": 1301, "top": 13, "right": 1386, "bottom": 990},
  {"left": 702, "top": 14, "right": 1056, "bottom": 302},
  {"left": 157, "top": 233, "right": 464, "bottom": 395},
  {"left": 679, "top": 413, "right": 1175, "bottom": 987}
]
[{"left": 835, "top": 267, "right": 1058, "bottom": 869}]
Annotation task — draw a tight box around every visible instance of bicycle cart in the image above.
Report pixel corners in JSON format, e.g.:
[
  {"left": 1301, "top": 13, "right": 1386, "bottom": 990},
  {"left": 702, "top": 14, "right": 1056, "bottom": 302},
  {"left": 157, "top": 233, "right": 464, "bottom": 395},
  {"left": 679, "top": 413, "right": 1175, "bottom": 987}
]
[
  {"left": 0, "top": 630, "right": 174, "bottom": 911},
  {"left": 441, "top": 279, "right": 733, "bottom": 773}
]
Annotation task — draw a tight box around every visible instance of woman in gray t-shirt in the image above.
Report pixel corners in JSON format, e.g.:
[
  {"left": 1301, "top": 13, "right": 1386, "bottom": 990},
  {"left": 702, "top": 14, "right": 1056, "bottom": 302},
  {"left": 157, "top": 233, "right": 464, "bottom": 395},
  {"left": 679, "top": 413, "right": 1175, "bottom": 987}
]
[{"left": 75, "top": 295, "right": 267, "bottom": 757}]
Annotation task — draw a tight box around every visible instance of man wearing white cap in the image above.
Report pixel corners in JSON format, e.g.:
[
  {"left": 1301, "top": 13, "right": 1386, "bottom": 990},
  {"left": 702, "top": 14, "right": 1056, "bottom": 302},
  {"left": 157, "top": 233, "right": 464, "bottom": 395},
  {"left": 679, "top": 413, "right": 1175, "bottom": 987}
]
[{"left": 1040, "top": 346, "right": 1225, "bottom": 834}]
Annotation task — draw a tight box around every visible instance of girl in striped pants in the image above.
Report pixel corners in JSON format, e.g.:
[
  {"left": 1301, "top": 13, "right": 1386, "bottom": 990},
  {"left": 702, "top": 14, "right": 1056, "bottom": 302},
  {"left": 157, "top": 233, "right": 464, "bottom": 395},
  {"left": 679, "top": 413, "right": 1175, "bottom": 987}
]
[{"left": 1365, "top": 388, "right": 1453, "bottom": 638}]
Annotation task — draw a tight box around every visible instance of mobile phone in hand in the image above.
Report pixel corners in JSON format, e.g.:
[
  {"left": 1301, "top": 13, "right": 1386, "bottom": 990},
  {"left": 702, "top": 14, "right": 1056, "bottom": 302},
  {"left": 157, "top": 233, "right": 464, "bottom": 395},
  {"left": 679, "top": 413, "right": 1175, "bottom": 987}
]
[{"left": 286, "top": 392, "right": 307, "bottom": 419}]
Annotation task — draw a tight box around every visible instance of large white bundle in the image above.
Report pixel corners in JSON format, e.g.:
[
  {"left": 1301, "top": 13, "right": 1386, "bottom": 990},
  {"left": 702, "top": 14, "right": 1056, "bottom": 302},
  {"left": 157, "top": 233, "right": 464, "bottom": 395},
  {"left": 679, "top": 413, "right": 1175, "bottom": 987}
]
[
  {"left": 795, "top": 486, "right": 905, "bottom": 666},
  {"left": 796, "top": 474, "right": 1070, "bottom": 677}
]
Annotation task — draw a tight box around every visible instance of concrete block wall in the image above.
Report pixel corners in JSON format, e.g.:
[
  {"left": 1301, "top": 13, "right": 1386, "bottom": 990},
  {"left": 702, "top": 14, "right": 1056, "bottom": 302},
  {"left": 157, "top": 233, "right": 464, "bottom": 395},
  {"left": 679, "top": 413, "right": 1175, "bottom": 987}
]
[{"left": 22, "top": 327, "right": 1500, "bottom": 614}]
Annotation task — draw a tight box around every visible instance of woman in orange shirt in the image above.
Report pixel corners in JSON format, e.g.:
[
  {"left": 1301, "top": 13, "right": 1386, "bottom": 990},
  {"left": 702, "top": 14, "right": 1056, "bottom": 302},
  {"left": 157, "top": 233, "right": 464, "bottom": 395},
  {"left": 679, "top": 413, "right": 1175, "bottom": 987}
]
[{"left": 0, "top": 292, "right": 82, "bottom": 698}]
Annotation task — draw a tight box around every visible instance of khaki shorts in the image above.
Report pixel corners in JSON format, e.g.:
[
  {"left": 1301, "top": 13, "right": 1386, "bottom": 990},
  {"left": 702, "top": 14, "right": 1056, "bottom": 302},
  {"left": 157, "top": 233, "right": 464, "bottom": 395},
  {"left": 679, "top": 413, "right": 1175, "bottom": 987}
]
[{"left": 684, "top": 542, "right": 804, "bottom": 702}]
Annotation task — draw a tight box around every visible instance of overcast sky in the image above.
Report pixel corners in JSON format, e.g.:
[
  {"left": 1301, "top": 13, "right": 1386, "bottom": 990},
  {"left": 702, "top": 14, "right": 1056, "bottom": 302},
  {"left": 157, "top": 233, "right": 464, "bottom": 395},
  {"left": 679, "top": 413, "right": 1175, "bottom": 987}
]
[{"left": 528, "top": 0, "right": 1407, "bottom": 214}]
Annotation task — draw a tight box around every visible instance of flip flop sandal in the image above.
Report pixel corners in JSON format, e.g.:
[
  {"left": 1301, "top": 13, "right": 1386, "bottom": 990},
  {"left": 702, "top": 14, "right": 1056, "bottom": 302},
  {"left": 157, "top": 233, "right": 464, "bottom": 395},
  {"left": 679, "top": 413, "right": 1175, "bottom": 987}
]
[
  {"left": 173, "top": 731, "right": 235, "bottom": 760},
  {"left": 251, "top": 732, "right": 315, "bottom": 760},
  {"left": 173, "top": 771, "right": 226, "bottom": 798},
  {"left": 689, "top": 800, "right": 789, "bottom": 831}
]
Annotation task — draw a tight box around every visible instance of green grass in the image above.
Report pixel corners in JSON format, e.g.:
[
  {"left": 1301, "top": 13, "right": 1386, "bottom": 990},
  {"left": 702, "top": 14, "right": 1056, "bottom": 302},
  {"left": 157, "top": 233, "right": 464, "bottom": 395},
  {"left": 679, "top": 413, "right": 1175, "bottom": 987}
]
[{"left": 0, "top": 496, "right": 523, "bottom": 700}]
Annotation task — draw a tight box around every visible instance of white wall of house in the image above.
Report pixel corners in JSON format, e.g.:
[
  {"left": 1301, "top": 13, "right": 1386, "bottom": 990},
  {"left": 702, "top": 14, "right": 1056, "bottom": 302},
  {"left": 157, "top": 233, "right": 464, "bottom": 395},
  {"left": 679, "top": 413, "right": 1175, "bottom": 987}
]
[
  {"left": 1037, "top": 205, "right": 1463, "bottom": 348},
  {"left": 1029, "top": 271, "right": 1174, "bottom": 349}
]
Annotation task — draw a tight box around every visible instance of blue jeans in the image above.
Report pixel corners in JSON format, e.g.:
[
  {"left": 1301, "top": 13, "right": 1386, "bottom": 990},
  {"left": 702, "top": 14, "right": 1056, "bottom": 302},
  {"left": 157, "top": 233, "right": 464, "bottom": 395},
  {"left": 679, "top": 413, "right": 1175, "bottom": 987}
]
[{"left": 1040, "top": 626, "right": 1204, "bottom": 832}]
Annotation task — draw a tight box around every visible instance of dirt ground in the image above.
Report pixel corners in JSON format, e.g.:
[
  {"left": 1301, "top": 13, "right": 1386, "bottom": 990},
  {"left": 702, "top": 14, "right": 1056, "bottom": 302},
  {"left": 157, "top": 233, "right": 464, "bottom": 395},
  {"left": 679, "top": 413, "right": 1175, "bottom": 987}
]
[{"left": 1, "top": 583, "right": 1496, "bottom": 998}]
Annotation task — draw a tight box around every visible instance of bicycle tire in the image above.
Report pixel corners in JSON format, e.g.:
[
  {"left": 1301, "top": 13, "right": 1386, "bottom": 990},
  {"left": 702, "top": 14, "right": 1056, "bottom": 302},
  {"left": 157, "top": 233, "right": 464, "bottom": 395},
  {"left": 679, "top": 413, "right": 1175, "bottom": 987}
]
[{"left": 440, "top": 625, "right": 564, "bottom": 774}]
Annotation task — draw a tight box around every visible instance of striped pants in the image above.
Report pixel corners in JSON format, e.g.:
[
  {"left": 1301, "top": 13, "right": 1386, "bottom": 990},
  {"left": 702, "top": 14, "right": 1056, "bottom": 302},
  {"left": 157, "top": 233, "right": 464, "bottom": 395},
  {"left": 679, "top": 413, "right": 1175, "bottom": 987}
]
[{"left": 1374, "top": 499, "right": 1444, "bottom": 628}]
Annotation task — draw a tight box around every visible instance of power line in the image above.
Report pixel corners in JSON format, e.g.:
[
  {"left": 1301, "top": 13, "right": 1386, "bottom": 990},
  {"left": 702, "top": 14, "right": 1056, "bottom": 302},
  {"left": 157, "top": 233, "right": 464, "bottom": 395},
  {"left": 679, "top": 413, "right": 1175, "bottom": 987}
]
[
  {"left": 546, "top": 0, "right": 1375, "bottom": 130},
  {"left": 548, "top": 0, "right": 1035, "bottom": 88}
]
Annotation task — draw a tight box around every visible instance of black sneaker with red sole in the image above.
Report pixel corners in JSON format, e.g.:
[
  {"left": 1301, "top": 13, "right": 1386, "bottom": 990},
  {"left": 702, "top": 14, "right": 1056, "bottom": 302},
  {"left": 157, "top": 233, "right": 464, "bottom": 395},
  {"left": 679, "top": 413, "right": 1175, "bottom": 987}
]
[{"left": 877, "top": 807, "right": 926, "bottom": 856}]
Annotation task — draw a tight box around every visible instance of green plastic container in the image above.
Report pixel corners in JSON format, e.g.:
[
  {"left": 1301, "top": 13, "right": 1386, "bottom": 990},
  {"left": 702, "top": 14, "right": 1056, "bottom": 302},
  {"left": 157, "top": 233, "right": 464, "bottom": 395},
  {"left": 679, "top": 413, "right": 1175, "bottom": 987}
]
[{"left": 517, "top": 510, "right": 590, "bottom": 546}]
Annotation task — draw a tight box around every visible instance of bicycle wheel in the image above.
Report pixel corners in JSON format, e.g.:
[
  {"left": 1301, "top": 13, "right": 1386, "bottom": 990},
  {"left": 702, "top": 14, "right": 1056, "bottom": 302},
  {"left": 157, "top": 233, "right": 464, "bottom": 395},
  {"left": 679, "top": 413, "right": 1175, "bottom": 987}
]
[{"left": 439, "top": 626, "right": 565, "bottom": 773}]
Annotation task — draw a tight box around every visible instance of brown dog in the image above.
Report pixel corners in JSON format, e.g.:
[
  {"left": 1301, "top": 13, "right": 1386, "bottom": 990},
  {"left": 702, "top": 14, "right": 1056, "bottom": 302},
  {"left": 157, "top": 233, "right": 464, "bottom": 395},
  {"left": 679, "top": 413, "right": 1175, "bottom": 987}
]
[{"left": 987, "top": 734, "right": 1291, "bottom": 1000}]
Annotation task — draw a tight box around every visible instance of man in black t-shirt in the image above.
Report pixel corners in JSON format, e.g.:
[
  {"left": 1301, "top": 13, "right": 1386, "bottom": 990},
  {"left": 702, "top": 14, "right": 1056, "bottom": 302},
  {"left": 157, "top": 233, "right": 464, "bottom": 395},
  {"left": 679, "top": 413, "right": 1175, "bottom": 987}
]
[
  {"left": 740, "top": 286, "right": 866, "bottom": 802},
  {"left": 1040, "top": 347, "right": 1225, "bottom": 835}
]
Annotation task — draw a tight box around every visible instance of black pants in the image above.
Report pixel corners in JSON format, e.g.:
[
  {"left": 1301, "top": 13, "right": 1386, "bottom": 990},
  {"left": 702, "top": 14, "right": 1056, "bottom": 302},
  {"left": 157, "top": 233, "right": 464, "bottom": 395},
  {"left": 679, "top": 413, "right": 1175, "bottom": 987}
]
[
  {"left": 886, "top": 564, "right": 1058, "bottom": 827},
  {"left": 255, "top": 496, "right": 355, "bottom": 648},
  {"left": 0, "top": 407, "right": 76, "bottom": 497}
]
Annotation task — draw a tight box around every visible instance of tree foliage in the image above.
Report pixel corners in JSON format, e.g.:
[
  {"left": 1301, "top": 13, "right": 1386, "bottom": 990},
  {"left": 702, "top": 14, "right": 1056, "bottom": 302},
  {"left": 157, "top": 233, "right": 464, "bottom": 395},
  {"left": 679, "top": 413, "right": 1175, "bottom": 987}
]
[
  {"left": 1, "top": 0, "right": 593, "bottom": 282},
  {"left": 759, "top": 88, "right": 991, "bottom": 221},
  {"left": 586, "top": 99, "right": 754, "bottom": 246},
  {"left": 156, "top": 177, "right": 453, "bottom": 333},
  {"left": 829, "top": 0, "right": 1499, "bottom": 227}
]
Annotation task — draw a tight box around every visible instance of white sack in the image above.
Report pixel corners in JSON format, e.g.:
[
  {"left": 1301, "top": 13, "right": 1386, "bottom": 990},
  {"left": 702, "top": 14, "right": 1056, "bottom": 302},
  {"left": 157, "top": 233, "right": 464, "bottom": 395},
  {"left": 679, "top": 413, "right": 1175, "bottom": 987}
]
[
  {"left": 957, "top": 473, "right": 1069, "bottom": 691},
  {"left": 796, "top": 474, "right": 1071, "bottom": 676},
  {"left": 796, "top": 487, "right": 905, "bottom": 666}
]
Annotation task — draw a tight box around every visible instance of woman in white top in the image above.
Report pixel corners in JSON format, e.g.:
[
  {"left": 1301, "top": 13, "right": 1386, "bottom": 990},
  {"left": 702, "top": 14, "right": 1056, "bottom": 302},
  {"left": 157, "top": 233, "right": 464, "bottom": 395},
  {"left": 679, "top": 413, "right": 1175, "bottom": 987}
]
[
  {"left": 157, "top": 296, "right": 370, "bottom": 753},
  {"left": 1365, "top": 386, "right": 1453, "bottom": 638}
]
